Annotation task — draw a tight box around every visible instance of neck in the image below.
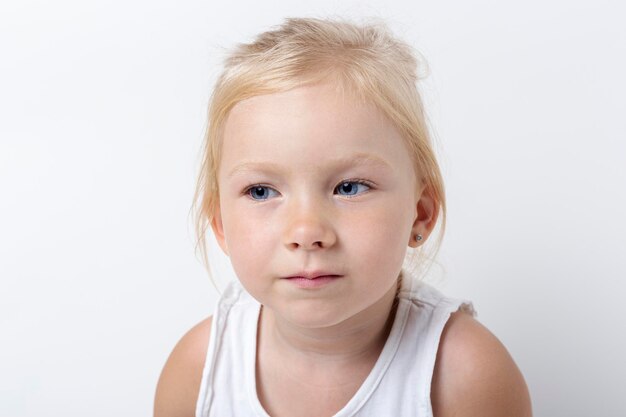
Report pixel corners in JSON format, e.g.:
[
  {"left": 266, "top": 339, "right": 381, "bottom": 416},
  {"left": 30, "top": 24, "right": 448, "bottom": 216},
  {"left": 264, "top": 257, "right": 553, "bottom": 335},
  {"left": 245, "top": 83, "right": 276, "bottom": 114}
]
[{"left": 259, "top": 277, "right": 401, "bottom": 372}]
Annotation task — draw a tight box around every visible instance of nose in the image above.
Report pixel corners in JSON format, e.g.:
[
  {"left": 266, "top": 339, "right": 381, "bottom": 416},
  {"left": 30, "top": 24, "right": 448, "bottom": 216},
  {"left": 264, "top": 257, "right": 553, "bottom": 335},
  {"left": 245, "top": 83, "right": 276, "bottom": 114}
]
[{"left": 282, "top": 196, "right": 337, "bottom": 251}]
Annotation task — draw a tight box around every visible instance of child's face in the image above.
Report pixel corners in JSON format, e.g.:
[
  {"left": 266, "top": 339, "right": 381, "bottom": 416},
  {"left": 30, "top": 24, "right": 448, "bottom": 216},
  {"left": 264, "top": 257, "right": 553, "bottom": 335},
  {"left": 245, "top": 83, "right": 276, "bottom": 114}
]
[{"left": 212, "top": 81, "right": 428, "bottom": 328}]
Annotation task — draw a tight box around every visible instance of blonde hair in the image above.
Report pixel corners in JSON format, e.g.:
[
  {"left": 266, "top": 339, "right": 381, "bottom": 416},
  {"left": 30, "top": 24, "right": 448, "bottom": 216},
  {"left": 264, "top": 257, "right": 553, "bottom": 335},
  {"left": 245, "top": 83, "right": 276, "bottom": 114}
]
[{"left": 191, "top": 16, "right": 446, "bottom": 289}]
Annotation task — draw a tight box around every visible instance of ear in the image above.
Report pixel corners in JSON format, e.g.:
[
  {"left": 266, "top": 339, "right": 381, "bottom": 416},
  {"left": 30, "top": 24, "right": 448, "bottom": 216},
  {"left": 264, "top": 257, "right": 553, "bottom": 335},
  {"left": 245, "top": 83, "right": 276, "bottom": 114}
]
[
  {"left": 408, "top": 183, "right": 439, "bottom": 248},
  {"left": 210, "top": 203, "right": 230, "bottom": 256}
]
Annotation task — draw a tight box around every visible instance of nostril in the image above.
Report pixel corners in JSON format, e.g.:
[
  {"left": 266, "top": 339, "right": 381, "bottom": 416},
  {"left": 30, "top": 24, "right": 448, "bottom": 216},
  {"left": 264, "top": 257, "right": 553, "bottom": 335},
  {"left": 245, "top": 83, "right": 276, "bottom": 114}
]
[
  {"left": 283, "top": 219, "right": 336, "bottom": 250},
  {"left": 289, "top": 240, "right": 323, "bottom": 250}
]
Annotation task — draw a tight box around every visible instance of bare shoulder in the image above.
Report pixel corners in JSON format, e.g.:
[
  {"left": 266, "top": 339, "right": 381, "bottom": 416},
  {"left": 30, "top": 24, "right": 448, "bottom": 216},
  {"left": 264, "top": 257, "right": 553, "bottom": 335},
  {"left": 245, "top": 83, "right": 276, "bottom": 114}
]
[
  {"left": 431, "top": 310, "right": 533, "bottom": 417},
  {"left": 154, "top": 316, "right": 213, "bottom": 417}
]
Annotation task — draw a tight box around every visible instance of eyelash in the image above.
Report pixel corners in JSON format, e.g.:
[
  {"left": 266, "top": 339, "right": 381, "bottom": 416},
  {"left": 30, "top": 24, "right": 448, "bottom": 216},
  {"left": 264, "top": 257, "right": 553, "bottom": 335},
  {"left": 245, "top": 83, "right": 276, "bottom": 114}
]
[{"left": 242, "top": 179, "right": 374, "bottom": 201}]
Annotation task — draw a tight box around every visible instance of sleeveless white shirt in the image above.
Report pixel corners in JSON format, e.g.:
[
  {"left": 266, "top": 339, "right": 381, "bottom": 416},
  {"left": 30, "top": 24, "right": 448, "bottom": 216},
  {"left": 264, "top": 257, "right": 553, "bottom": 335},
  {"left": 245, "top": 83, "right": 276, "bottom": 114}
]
[{"left": 195, "top": 269, "right": 477, "bottom": 417}]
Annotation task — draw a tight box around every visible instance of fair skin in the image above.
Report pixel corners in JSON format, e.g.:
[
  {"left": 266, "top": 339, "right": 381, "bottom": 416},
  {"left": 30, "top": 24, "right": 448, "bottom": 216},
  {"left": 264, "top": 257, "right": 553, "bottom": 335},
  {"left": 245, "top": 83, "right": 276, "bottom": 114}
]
[{"left": 154, "top": 82, "right": 532, "bottom": 417}]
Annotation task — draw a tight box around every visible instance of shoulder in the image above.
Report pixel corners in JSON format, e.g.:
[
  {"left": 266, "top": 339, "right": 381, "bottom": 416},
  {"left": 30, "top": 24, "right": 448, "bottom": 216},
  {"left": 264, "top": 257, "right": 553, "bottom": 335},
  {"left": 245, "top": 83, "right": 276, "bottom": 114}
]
[
  {"left": 154, "top": 316, "right": 213, "bottom": 417},
  {"left": 430, "top": 310, "right": 533, "bottom": 417}
]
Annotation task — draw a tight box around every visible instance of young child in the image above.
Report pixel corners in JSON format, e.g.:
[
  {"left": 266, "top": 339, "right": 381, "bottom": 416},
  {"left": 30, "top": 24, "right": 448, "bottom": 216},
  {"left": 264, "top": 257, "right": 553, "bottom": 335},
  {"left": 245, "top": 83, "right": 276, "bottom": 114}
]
[{"left": 154, "top": 17, "right": 532, "bottom": 417}]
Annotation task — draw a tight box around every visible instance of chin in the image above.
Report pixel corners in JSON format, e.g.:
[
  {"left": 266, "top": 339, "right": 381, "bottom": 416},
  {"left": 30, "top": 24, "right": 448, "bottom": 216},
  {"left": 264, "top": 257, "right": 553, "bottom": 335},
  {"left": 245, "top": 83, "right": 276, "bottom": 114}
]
[{"left": 277, "top": 301, "right": 357, "bottom": 329}]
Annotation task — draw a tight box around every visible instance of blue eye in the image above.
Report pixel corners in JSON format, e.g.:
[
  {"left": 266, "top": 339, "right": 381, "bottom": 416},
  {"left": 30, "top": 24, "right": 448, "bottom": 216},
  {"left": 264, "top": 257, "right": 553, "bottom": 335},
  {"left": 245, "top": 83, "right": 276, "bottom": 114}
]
[
  {"left": 335, "top": 180, "right": 371, "bottom": 197},
  {"left": 244, "top": 180, "right": 372, "bottom": 201},
  {"left": 246, "top": 185, "right": 278, "bottom": 201}
]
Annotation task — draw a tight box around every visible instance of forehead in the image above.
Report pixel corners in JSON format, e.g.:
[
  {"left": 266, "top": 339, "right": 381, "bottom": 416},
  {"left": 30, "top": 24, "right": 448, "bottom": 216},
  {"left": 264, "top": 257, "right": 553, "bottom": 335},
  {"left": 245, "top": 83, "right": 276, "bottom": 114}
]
[
  {"left": 220, "top": 82, "right": 412, "bottom": 176},
  {"left": 225, "top": 82, "right": 386, "bottom": 138}
]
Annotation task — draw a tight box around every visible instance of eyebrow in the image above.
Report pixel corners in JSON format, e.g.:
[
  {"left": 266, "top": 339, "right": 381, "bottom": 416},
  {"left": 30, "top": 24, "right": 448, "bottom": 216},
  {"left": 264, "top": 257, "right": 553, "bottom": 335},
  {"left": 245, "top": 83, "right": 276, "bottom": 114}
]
[{"left": 227, "top": 153, "right": 392, "bottom": 179}]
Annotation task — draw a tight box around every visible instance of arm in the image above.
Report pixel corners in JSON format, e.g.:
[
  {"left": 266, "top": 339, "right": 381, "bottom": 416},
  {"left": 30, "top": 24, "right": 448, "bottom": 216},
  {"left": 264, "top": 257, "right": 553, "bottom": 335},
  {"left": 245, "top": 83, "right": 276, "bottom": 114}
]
[
  {"left": 431, "top": 311, "right": 533, "bottom": 417},
  {"left": 154, "top": 316, "right": 213, "bottom": 417}
]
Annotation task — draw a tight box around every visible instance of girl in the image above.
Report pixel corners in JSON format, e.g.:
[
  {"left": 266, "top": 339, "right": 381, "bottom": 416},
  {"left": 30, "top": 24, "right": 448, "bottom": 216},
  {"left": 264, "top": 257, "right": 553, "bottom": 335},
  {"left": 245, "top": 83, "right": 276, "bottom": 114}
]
[{"left": 154, "top": 17, "right": 532, "bottom": 417}]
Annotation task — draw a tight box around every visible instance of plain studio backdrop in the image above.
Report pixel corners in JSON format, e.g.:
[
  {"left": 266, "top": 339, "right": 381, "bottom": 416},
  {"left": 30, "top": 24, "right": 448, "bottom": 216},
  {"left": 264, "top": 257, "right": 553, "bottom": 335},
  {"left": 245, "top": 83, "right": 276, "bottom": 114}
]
[{"left": 1, "top": 0, "right": 624, "bottom": 416}]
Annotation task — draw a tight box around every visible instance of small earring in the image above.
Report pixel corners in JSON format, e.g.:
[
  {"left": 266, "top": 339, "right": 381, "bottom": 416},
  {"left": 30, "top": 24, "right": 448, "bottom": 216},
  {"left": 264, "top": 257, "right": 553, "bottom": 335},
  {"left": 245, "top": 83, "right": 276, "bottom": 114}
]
[{"left": 415, "top": 234, "right": 423, "bottom": 242}]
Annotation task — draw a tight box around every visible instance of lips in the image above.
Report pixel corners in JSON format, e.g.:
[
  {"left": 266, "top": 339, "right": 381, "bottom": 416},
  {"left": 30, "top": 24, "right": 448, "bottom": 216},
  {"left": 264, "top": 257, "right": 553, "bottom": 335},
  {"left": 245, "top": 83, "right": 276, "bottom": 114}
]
[
  {"left": 284, "top": 270, "right": 342, "bottom": 280},
  {"left": 284, "top": 273, "right": 343, "bottom": 289}
]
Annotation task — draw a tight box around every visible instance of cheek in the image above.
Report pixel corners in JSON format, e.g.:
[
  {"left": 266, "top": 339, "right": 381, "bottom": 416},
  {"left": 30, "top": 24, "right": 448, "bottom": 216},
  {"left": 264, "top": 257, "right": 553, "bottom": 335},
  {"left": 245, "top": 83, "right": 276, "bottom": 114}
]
[
  {"left": 221, "top": 206, "right": 276, "bottom": 282},
  {"left": 349, "top": 203, "right": 411, "bottom": 268}
]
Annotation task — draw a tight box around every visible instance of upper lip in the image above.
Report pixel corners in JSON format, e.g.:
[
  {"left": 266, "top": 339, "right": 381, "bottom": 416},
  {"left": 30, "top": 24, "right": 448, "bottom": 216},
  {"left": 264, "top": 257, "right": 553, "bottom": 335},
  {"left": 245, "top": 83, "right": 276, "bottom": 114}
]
[{"left": 284, "top": 270, "right": 342, "bottom": 280}]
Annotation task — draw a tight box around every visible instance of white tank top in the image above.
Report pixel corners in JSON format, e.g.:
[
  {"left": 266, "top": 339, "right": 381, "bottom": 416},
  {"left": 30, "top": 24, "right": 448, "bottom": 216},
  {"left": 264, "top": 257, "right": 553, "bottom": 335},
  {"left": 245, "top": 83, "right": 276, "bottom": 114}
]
[{"left": 195, "top": 269, "right": 477, "bottom": 417}]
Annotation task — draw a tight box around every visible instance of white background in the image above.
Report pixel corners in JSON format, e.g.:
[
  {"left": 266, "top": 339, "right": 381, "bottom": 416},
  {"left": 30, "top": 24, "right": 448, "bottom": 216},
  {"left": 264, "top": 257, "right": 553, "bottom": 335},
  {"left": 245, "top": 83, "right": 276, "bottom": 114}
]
[{"left": 1, "top": 0, "right": 625, "bottom": 416}]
